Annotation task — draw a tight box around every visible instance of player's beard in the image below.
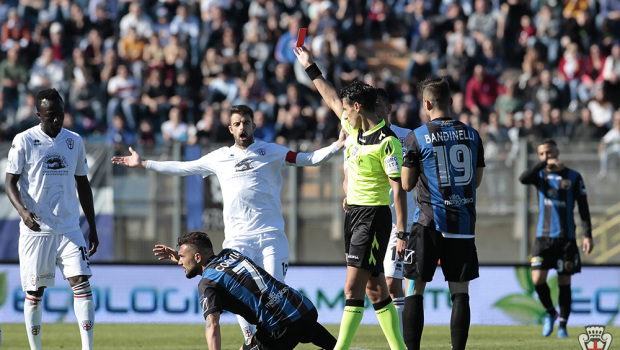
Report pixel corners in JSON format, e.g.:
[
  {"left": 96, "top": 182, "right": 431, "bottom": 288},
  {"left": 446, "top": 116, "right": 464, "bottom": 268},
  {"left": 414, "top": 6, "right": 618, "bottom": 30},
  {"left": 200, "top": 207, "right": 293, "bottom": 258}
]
[
  {"left": 185, "top": 263, "right": 202, "bottom": 279},
  {"left": 235, "top": 132, "right": 254, "bottom": 148}
]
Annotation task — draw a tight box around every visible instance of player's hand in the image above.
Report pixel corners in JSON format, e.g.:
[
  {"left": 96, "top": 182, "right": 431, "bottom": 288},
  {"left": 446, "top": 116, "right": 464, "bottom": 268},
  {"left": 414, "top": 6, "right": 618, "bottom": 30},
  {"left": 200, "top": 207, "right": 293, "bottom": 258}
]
[
  {"left": 88, "top": 229, "right": 99, "bottom": 256},
  {"left": 396, "top": 237, "right": 407, "bottom": 259},
  {"left": 293, "top": 45, "right": 314, "bottom": 69},
  {"left": 19, "top": 209, "right": 41, "bottom": 232},
  {"left": 546, "top": 158, "right": 563, "bottom": 172},
  {"left": 582, "top": 237, "right": 593, "bottom": 255},
  {"left": 342, "top": 197, "right": 348, "bottom": 212},
  {"left": 153, "top": 244, "right": 179, "bottom": 263},
  {"left": 337, "top": 129, "right": 348, "bottom": 149},
  {"left": 111, "top": 147, "right": 145, "bottom": 168}
]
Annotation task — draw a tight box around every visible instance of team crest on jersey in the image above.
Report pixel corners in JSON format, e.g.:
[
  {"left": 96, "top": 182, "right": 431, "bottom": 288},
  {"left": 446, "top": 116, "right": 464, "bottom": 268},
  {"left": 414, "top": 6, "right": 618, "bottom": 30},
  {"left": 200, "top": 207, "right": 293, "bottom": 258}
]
[
  {"left": 66, "top": 138, "right": 74, "bottom": 149},
  {"left": 257, "top": 148, "right": 266, "bottom": 155},
  {"left": 560, "top": 179, "right": 572, "bottom": 190},
  {"left": 235, "top": 159, "right": 254, "bottom": 172},
  {"left": 43, "top": 154, "right": 68, "bottom": 170},
  {"left": 30, "top": 274, "right": 36, "bottom": 286}
]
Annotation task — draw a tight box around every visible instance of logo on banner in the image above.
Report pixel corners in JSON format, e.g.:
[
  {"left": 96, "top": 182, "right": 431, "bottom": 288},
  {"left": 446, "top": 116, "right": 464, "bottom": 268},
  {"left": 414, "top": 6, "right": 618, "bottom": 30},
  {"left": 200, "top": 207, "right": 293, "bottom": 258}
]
[{"left": 578, "top": 326, "right": 613, "bottom": 350}]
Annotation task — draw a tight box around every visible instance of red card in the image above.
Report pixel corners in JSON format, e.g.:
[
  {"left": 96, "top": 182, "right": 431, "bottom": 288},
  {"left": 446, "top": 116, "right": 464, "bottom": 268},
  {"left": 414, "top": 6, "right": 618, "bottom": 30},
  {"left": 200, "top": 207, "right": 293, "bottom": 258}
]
[{"left": 296, "top": 28, "right": 307, "bottom": 47}]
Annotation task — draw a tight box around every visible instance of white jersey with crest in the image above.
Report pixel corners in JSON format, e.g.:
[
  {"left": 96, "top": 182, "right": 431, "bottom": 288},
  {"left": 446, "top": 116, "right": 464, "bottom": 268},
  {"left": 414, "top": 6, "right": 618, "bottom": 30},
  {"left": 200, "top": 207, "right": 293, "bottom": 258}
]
[
  {"left": 147, "top": 140, "right": 341, "bottom": 240},
  {"left": 6, "top": 126, "right": 89, "bottom": 235},
  {"left": 344, "top": 124, "right": 416, "bottom": 230}
]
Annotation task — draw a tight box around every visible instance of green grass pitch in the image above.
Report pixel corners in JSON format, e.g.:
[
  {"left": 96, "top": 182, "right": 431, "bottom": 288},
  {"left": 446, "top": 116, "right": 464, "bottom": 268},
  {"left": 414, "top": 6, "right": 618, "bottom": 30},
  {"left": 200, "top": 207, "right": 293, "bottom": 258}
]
[{"left": 1, "top": 323, "right": 607, "bottom": 349}]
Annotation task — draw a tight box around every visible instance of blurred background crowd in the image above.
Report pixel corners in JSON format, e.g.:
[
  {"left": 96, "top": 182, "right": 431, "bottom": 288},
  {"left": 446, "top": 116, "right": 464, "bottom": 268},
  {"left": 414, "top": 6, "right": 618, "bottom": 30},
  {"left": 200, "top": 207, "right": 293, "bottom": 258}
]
[{"left": 0, "top": 0, "right": 619, "bottom": 179}]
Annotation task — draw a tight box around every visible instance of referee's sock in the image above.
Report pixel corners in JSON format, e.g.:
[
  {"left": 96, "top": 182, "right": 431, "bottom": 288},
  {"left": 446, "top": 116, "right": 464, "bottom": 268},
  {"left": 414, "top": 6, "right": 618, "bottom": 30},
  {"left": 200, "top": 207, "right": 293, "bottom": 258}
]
[
  {"left": 334, "top": 299, "right": 364, "bottom": 350},
  {"left": 374, "top": 297, "right": 406, "bottom": 350},
  {"left": 450, "top": 293, "right": 470, "bottom": 350},
  {"left": 402, "top": 295, "right": 424, "bottom": 350},
  {"left": 558, "top": 284, "right": 571, "bottom": 328},
  {"left": 72, "top": 281, "right": 95, "bottom": 350},
  {"left": 534, "top": 283, "right": 555, "bottom": 314},
  {"left": 24, "top": 294, "right": 43, "bottom": 350},
  {"left": 392, "top": 296, "right": 405, "bottom": 336}
]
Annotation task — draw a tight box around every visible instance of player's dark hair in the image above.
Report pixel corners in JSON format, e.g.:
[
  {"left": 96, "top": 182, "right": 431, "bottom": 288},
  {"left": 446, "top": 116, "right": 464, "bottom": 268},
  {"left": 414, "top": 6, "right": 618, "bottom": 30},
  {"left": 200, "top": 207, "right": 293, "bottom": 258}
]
[
  {"left": 229, "top": 105, "right": 254, "bottom": 121},
  {"left": 178, "top": 231, "right": 215, "bottom": 258},
  {"left": 418, "top": 78, "right": 451, "bottom": 110},
  {"left": 340, "top": 81, "right": 377, "bottom": 113},
  {"left": 36, "top": 88, "right": 63, "bottom": 112},
  {"left": 539, "top": 138, "right": 557, "bottom": 147}
]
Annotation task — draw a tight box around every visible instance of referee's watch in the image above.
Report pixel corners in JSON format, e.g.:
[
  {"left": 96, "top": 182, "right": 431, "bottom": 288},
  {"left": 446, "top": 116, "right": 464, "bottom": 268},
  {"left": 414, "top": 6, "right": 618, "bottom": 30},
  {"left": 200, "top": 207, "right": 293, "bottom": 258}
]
[{"left": 397, "top": 231, "right": 409, "bottom": 239}]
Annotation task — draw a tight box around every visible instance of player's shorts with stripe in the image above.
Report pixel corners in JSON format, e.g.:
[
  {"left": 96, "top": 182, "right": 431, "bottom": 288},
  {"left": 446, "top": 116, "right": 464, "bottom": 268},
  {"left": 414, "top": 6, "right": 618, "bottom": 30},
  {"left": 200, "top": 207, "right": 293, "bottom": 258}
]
[
  {"left": 19, "top": 229, "right": 92, "bottom": 292},
  {"left": 344, "top": 205, "right": 391, "bottom": 276},
  {"left": 383, "top": 223, "right": 408, "bottom": 279},
  {"left": 531, "top": 237, "right": 581, "bottom": 275},
  {"left": 223, "top": 230, "right": 289, "bottom": 282},
  {"left": 403, "top": 223, "right": 479, "bottom": 282}
]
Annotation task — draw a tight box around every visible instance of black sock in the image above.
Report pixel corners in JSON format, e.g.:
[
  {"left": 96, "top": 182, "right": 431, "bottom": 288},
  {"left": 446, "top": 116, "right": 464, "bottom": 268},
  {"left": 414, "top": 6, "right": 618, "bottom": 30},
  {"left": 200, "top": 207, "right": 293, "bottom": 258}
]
[
  {"left": 450, "top": 293, "right": 470, "bottom": 350},
  {"left": 534, "top": 283, "right": 555, "bottom": 314},
  {"left": 558, "top": 284, "right": 571, "bottom": 328},
  {"left": 403, "top": 295, "right": 424, "bottom": 350}
]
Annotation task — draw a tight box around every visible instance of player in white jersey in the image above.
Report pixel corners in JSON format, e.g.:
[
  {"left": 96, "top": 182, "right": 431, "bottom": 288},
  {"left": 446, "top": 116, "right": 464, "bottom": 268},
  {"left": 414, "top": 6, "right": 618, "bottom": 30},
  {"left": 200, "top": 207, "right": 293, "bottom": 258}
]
[
  {"left": 5, "top": 89, "right": 98, "bottom": 350},
  {"left": 113, "top": 104, "right": 345, "bottom": 341},
  {"left": 342, "top": 88, "right": 415, "bottom": 335}
]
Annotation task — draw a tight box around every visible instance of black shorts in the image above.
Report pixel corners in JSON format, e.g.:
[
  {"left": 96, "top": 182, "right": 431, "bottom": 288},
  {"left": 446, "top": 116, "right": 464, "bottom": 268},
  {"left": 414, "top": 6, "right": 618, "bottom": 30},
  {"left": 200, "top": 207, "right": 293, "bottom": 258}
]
[
  {"left": 531, "top": 237, "right": 581, "bottom": 275},
  {"left": 403, "top": 223, "right": 479, "bottom": 282},
  {"left": 344, "top": 205, "right": 392, "bottom": 276},
  {"left": 243, "top": 308, "right": 325, "bottom": 350}
]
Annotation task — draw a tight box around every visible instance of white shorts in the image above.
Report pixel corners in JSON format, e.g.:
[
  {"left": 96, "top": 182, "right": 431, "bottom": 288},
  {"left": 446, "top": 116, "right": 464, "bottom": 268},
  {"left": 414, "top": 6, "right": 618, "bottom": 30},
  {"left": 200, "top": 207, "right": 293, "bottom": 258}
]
[
  {"left": 223, "top": 230, "right": 289, "bottom": 282},
  {"left": 383, "top": 224, "right": 406, "bottom": 279},
  {"left": 19, "top": 229, "right": 92, "bottom": 292}
]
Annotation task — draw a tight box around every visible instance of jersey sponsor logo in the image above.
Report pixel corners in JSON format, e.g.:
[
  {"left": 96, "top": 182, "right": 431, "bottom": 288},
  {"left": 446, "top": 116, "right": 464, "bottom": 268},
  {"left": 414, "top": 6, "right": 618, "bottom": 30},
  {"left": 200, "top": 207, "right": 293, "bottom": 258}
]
[
  {"left": 234, "top": 159, "right": 255, "bottom": 172},
  {"left": 444, "top": 194, "right": 474, "bottom": 206},
  {"left": 265, "top": 286, "right": 289, "bottom": 308},
  {"left": 543, "top": 197, "right": 567, "bottom": 207},
  {"left": 43, "top": 154, "right": 68, "bottom": 170},
  {"left": 384, "top": 155, "right": 400, "bottom": 174},
  {"left": 34, "top": 139, "right": 41, "bottom": 146},
  {"left": 66, "top": 138, "right": 74, "bottom": 150}
]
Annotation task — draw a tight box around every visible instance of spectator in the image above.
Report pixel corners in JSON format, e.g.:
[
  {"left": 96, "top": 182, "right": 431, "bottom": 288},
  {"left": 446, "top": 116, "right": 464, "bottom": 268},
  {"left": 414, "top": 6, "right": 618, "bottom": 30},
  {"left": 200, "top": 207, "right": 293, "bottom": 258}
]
[
  {"left": 519, "top": 108, "right": 544, "bottom": 142},
  {"left": 598, "top": 111, "right": 620, "bottom": 180},
  {"left": 532, "top": 4, "right": 561, "bottom": 64},
  {"left": 107, "top": 64, "right": 141, "bottom": 130},
  {"left": 1, "top": 7, "right": 30, "bottom": 52},
  {"left": 557, "top": 43, "right": 584, "bottom": 111},
  {"left": 253, "top": 109, "right": 276, "bottom": 143},
  {"left": 467, "top": 0, "right": 504, "bottom": 44},
  {"left": 445, "top": 39, "right": 473, "bottom": 93},
  {"left": 602, "top": 43, "right": 620, "bottom": 109},
  {"left": 495, "top": 78, "right": 524, "bottom": 124},
  {"left": 205, "top": 64, "right": 239, "bottom": 104},
  {"left": 28, "top": 46, "right": 65, "bottom": 93},
  {"left": 465, "top": 64, "right": 504, "bottom": 119},
  {"left": 66, "top": 47, "right": 103, "bottom": 125},
  {"left": 578, "top": 44, "right": 607, "bottom": 103},
  {"left": 118, "top": 26, "right": 146, "bottom": 79},
  {"left": 140, "top": 69, "right": 172, "bottom": 126},
  {"left": 532, "top": 69, "right": 561, "bottom": 111},
  {"left": 169, "top": 69, "right": 195, "bottom": 123},
  {"left": 188, "top": 106, "right": 230, "bottom": 146},
  {"left": 571, "top": 106, "right": 603, "bottom": 143},
  {"left": 483, "top": 112, "right": 510, "bottom": 214},
  {"left": 90, "top": 4, "right": 115, "bottom": 41},
  {"left": 48, "top": 22, "right": 72, "bottom": 62},
  {"left": 339, "top": 44, "right": 366, "bottom": 86},
  {"left": 404, "top": 20, "right": 441, "bottom": 81},
  {"left": 161, "top": 106, "right": 189, "bottom": 145},
  {"left": 365, "top": 0, "right": 390, "bottom": 41},
  {"left": 446, "top": 19, "right": 478, "bottom": 59},
  {"left": 478, "top": 38, "right": 504, "bottom": 77},
  {"left": 544, "top": 108, "right": 572, "bottom": 141},
  {"left": 276, "top": 105, "right": 308, "bottom": 144},
  {"left": 169, "top": 3, "right": 200, "bottom": 67},
  {"left": 137, "top": 119, "right": 156, "bottom": 151},
  {"left": 64, "top": 3, "right": 91, "bottom": 45},
  {"left": 14, "top": 91, "right": 38, "bottom": 131},
  {"left": 0, "top": 45, "right": 28, "bottom": 115},
  {"left": 107, "top": 114, "right": 136, "bottom": 155},
  {"left": 119, "top": 2, "right": 153, "bottom": 39},
  {"left": 274, "top": 14, "right": 301, "bottom": 65},
  {"left": 587, "top": 86, "right": 615, "bottom": 129}
]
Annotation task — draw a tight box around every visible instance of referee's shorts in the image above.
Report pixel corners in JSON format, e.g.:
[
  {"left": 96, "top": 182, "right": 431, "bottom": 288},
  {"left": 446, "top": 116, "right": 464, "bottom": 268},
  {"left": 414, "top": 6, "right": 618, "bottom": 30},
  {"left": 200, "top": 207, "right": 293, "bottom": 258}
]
[{"left": 344, "top": 205, "right": 391, "bottom": 276}]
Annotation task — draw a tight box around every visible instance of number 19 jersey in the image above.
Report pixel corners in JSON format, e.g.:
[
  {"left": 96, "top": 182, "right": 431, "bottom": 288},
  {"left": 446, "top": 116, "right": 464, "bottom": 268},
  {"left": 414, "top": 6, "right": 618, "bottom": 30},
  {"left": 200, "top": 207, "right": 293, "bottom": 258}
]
[{"left": 403, "top": 118, "right": 485, "bottom": 236}]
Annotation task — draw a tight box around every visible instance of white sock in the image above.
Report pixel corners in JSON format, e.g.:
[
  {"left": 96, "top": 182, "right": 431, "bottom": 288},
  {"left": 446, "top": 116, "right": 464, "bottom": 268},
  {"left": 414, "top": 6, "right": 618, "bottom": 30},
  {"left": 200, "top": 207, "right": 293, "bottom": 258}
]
[
  {"left": 393, "top": 296, "right": 405, "bottom": 336},
  {"left": 236, "top": 314, "right": 256, "bottom": 342},
  {"left": 24, "top": 295, "right": 43, "bottom": 350},
  {"left": 72, "top": 281, "right": 95, "bottom": 350}
]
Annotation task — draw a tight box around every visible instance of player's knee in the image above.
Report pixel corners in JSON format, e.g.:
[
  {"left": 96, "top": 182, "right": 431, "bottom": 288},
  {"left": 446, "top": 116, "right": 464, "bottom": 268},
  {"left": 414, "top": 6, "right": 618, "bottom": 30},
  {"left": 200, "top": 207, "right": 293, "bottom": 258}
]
[
  {"left": 27, "top": 288, "right": 45, "bottom": 298},
  {"left": 68, "top": 275, "right": 90, "bottom": 287}
]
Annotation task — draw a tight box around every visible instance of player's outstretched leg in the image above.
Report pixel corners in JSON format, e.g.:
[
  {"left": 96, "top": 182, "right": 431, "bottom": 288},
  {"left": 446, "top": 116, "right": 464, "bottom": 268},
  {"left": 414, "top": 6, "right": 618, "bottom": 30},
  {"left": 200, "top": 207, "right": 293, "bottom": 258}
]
[
  {"left": 402, "top": 295, "right": 424, "bottom": 350},
  {"left": 334, "top": 299, "right": 364, "bottom": 350},
  {"left": 72, "top": 280, "right": 95, "bottom": 349},
  {"left": 374, "top": 298, "right": 406, "bottom": 350},
  {"left": 557, "top": 284, "right": 571, "bottom": 338},
  {"left": 450, "top": 293, "right": 470, "bottom": 350},
  {"left": 24, "top": 293, "right": 43, "bottom": 350}
]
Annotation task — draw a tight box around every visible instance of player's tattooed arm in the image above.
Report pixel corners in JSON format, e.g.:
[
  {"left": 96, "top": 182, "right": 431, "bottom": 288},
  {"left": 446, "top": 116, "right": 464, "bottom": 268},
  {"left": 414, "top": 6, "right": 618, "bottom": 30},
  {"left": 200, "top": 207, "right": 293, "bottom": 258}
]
[
  {"left": 153, "top": 244, "right": 180, "bottom": 263},
  {"left": 205, "top": 312, "right": 222, "bottom": 350}
]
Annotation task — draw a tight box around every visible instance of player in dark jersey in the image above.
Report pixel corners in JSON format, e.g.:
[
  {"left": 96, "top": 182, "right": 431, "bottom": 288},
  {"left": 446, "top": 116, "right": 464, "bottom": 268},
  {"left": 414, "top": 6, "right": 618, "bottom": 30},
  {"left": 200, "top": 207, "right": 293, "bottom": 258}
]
[
  {"left": 153, "top": 231, "right": 336, "bottom": 350},
  {"left": 401, "top": 78, "right": 485, "bottom": 350},
  {"left": 519, "top": 138, "right": 593, "bottom": 339}
]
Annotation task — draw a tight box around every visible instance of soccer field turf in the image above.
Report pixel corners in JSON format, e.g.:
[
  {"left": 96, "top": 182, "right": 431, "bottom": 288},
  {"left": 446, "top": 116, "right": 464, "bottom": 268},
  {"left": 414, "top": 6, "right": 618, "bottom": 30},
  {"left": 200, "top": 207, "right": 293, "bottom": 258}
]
[{"left": 1, "top": 323, "right": 609, "bottom": 349}]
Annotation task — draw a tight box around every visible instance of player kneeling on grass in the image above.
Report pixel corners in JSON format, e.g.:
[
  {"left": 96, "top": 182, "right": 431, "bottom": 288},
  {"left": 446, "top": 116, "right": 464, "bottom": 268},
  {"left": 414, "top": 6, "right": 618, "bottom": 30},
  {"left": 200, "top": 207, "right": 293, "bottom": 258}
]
[{"left": 153, "top": 231, "right": 337, "bottom": 350}]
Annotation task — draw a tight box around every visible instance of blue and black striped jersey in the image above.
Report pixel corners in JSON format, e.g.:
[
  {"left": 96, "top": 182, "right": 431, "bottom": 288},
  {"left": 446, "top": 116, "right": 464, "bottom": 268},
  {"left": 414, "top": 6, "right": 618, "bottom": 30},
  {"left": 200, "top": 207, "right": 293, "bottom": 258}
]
[
  {"left": 198, "top": 249, "right": 314, "bottom": 332},
  {"left": 403, "top": 118, "right": 485, "bottom": 236},
  {"left": 519, "top": 161, "right": 592, "bottom": 239}
]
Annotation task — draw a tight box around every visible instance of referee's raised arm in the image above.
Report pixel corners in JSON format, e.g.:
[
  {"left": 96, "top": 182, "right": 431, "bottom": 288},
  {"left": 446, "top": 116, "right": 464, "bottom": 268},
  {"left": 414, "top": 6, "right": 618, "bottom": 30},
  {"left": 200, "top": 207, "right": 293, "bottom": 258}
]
[{"left": 293, "top": 46, "right": 344, "bottom": 118}]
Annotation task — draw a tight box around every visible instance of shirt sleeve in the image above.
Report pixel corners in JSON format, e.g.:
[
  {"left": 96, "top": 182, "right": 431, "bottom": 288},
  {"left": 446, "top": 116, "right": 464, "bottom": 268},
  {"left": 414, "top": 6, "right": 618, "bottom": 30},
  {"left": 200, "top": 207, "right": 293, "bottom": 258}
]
[
  {"left": 285, "top": 141, "right": 341, "bottom": 167},
  {"left": 6, "top": 134, "right": 25, "bottom": 175},
  {"left": 74, "top": 137, "right": 89, "bottom": 176},
  {"left": 381, "top": 136, "right": 403, "bottom": 178},
  {"left": 574, "top": 174, "right": 592, "bottom": 238},
  {"left": 476, "top": 131, "right": 486, "bottom": 168},
  {"left": 146, "top": 153, "right": 216, "bottom": 177},
  {"left": 198, "top": 278, "right": 223, "bottom": 319},
  {"left": 402, "top": 132, "right": 419, "bottom": 168}
]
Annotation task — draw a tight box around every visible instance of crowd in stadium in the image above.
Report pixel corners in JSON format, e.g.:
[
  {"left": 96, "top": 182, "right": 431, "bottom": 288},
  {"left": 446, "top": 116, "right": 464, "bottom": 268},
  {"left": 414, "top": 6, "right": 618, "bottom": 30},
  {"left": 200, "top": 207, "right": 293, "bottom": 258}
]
[{"left": 0, "top": 0, "right": 619, "bottom": 162}]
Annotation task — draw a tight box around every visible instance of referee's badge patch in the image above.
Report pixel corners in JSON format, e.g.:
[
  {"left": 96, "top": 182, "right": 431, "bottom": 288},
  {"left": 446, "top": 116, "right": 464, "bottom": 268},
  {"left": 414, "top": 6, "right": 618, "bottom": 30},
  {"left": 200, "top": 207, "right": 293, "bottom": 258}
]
[{"left": 385, "top": 156, "right": 400, "bottom": 173}]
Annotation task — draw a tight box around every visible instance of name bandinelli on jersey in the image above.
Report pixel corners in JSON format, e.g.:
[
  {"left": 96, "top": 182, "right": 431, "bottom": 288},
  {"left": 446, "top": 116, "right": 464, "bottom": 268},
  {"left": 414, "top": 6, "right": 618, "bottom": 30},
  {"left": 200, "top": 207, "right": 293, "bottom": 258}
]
[
  {"left": 198, "top": 249, "right": 314, "bottom": 332},
  {"left": 404, "top": 119, "right": 485, "bottom": 236}
]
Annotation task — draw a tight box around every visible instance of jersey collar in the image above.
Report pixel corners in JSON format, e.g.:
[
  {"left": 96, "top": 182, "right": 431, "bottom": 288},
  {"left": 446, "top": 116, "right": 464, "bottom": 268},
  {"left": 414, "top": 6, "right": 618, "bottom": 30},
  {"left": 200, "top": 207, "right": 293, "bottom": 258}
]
[{"left": 362, "top": 119, "right": 387, "bottom": 136}]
